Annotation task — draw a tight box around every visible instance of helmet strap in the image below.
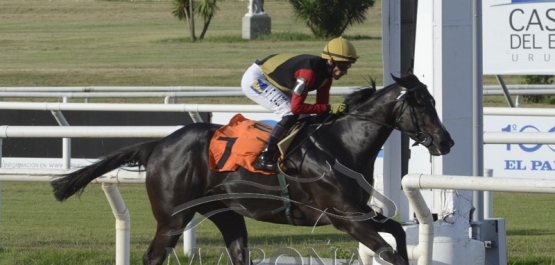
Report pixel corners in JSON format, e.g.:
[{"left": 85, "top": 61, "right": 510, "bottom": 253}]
[{"left": 326, "top": 60, "right": 336, "bottom": 73}]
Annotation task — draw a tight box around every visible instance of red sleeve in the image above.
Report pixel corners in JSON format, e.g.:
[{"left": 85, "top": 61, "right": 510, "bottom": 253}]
[
  {"left": 290, "top": 69, "right": 330, "bottom": 115},
  {"left": 290, "top": 93, "right": 328, "bottom": 114},
  {"left": 294, "top": 69, "right": 316, "bottom": 87},
  {"left": 315, "top": 79, "right": 332, "bottom": 104}
]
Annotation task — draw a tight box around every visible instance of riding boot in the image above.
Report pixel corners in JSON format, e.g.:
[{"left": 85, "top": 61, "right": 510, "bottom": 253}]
[{"left": 255, "top": 115, "right": 298, "bottom": 171}]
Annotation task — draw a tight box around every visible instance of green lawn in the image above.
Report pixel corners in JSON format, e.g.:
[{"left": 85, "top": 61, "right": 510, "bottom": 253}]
[
  {"left": 0, "top": 182, "right": 358, "bottom": 265},
  {"left": 1, "top": 0, "right": 554, "bottom": 264}
]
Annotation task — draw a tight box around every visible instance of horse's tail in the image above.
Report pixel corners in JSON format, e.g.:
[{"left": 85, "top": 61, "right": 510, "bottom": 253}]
[{"left": 51, "top": 140, "right": 159, "bottom": 202}]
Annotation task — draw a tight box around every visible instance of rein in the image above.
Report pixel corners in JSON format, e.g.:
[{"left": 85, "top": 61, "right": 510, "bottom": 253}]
[
  {"left": 278, "top": 114, "right": 337, "bottom": 165},
  {"left": 277, "top": 83, "right": 432, "bottom": 168},
  {"left": 344, "top": 83, "right": 433, "bottom": 147}
]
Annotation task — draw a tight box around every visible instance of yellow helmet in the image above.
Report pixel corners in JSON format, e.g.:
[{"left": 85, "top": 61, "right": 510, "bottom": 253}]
[{"left": 321, "top": 37, "right": 359, "bottom": 63}]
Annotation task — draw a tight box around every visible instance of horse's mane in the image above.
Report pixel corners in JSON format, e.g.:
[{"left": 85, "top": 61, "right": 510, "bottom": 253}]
[
  {"left": 309, "top": 75, "right": 402, "bottom": 123},
  {"left": 342, "top": 77, "right": 399, "bottom": 111}
]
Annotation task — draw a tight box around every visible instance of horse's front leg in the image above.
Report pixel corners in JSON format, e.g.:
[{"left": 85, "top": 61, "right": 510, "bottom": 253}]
[
  {"left": 373, "top": 213, "right": 408, "bottom": 262},
  {"left": 327, "top": 208, "right": 408, "bottom": 265}
]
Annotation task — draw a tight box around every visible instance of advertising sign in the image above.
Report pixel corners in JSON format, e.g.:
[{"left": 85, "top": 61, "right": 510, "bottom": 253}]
[
  {"left": 483, "top": 0, "right": 555, "bottom": 74},
  {"left": 484, "top": 115, "right": 555, "bottom": 179}
]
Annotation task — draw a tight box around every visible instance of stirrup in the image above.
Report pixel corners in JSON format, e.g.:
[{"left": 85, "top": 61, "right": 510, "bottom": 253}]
[{"left": 255, "top": 151, "right": 278, "bottom": 171}]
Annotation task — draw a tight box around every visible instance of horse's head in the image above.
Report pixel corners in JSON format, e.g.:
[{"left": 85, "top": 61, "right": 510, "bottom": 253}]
[{"left": 389, "top": 74, "right": 454, "bottom": 155}]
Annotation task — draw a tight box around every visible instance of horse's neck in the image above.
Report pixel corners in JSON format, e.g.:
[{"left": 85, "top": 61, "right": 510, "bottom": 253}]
[
  {"left": 339, "top": 116, "right": 394, "bottom": 155},
  {"left": 332, "top": 91, "right": 400, "bottom": 169}
]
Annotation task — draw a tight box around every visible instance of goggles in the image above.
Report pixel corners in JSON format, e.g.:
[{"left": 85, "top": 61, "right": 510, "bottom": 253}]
[{"left": 336, "top": 62, "right": 352, "bottom": 71}]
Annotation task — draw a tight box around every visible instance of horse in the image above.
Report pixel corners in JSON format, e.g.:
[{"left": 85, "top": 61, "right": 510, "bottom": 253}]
[{"left": 51, "top": 73, "right": 454, "bottom": 265}]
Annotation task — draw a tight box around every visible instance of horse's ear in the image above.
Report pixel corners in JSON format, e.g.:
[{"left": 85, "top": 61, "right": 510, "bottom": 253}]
[
  {"left": 369, "top": 76, "right": 376, "bottom": 90},
  {"left": 390, "top": 73, "right": 401, "bottom": 84}
]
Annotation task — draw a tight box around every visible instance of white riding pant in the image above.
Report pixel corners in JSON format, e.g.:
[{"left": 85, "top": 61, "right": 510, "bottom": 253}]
[{"left": 241, "top": 63, "right": 293, "bottom": 118}]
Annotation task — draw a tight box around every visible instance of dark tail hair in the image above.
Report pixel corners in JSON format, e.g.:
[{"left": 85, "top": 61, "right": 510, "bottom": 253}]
[{"left": 51, "top": 140, "right": 159, "bottom": 201}]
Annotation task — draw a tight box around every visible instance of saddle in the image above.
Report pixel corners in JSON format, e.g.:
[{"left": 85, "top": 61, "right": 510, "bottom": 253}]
[{"left": 208, "top": 114, "right": 302, "bottom": 175}]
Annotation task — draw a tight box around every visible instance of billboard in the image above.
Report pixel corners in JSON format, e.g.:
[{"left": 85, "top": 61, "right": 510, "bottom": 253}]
[
  {"left": 484, "top": 115, "right": 555, "bottom": 179},
  {"left": 483, "top": 0, "right": 555, "bottom": 74}
]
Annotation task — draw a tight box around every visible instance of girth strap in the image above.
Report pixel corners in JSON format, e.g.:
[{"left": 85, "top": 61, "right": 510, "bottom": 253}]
[{"left": 271, "top": 173, "right": 296, "bottom": 226}]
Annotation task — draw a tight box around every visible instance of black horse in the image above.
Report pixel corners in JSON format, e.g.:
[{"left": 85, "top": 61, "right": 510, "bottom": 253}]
[{"left": 51, "top": 74, "right": 453, "bottom": 265}]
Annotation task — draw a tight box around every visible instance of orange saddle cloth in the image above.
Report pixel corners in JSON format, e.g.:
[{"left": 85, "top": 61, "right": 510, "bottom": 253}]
[{"left": 208, "top": 114, "right": 276, "bottom": 175}]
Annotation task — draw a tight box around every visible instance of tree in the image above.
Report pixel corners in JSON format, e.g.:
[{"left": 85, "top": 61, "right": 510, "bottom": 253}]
[
  {"left": 196, "top": 0, "right": 219, "bottom": 39},
  {"left": 289, "top": 0, "right": 375, "bottom": 38},
  {"left": 173, "top": 0, "right": 196, "bottom": 41},
  {"left": 173, "top": 0, "right": 219, "bottom": 41}
]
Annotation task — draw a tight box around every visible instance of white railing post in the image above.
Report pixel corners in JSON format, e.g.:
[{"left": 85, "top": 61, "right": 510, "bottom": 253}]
[
  {"left": 183, "top": 216, "right": 196, "bottom": 258},
  {"left": 483, "top": 169, "right": 494, "bottom": 219},
  {"left": 51, "top": 97, "right": 71, "bottom": 169},
  {"left": 0, "top": 138, "right": 2, "bottom": 247},
  {"left": 102, "top": 183, "right": 131, "bottom": 265}
]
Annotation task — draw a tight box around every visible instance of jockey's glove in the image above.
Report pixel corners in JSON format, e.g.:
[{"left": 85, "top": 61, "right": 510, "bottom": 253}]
[{"left": 328, "top": 103, "right": 347, "bottom": 114}]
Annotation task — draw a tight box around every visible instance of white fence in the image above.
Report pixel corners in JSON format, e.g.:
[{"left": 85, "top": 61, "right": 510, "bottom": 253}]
[
  {"left": 1, "top": 100, "right": 555, "bottom": 264},
  {"left": 1, "top": 85, "right": 553, "bottom": 102},
  {"left": 400, "top": 174, "right": 555, "bottom": 265},
  {"left": 0, "top": 127, "right": 170, "bottom": 265}
]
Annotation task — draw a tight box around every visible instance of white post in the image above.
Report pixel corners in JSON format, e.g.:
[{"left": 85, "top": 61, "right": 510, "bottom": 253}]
[
  {"left": 0, "top": 139, "right": 2, "bottom": 246},
  {"left": 102, "top": 183, "right": 131, "bottom": 265},
  {"left": 381, "top": 0, "right": 406, "bottom": 221},
  {"left": 483, "top": 169, "right": 494, "bottom": 219},
  {"left": 51, "top": 97, "right": 71, "bottom": 169},
  {"left": 183, "top": 216, "right": 196, "bottom": 258},
  {"left": 412, "top": 1, "right": 477, "bottom": 264}
]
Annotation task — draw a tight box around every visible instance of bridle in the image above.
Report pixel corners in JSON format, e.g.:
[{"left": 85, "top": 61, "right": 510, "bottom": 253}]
[{"left": 345, "top": 83, "right": 434, "bottom": 148}]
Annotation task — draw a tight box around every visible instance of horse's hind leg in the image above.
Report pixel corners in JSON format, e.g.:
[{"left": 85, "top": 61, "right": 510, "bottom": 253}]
[
  {"left": 142, "top": 206, "right": 196, "bottom": 265},
  {"left": 198, "top": 202, "right": 250, "bottom": 265},
  {"left": 143, "top": 168, "right": 198, "bottom": 265}
]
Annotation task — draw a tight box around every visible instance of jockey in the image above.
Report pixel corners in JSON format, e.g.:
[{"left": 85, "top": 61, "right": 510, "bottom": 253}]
[{"left": 241, "top": 37, "right": 359, "bottom": 171}]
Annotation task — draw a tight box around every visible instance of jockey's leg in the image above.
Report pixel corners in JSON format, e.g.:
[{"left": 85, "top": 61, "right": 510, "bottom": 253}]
[{"left": 256, "top": 114, "right": 298, "bottom": 171}]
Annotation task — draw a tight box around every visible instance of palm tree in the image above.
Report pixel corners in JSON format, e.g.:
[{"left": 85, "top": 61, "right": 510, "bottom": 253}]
[
  {"left": 289, "top": 0, "right": 375, "bottom": 38},
  {"left": 173, "top": 0, "right": 196, "bottom": 41},
  {"left": 172, "top": 0, "right": 219, "bottom": 41},
  {"left": 196, "top": 0, "right": 219, "bottom": 39}
]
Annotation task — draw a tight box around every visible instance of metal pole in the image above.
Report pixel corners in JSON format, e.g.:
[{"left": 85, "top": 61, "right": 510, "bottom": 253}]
[
  {"left": 472, "top": 0, "right": 484, "bottom": 222},
  {"left": 495, "top": 75, "right": 516, "bottom": 107}
]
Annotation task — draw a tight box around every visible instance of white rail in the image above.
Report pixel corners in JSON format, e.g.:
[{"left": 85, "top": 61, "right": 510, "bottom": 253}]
[
  {"left": 0, "top": 102, "right": 269, "bottom": 113},
  {"left": 483, "top": 132, "right": 555, "bottom": 144},
  {"left": 0, "top": 168, "right": 143, "bottom": 265},
  {"left": 0, "top": 84, "right": 551, "bottom": 92},
  {"left": 0, "top": 86, "right": 357, "bottom": 92},
  {"left": 0, "top": 168, "right": 144, "bottom": 183},
  {"left": 1, "top": 85, "right": 553, "bottom": 100},
  {"left": 484, "top": 107, "right": 555, "bottom": 116},
  {"left": 0, "top": 89, "right": 360, "bottom": 98},
  {"left": 1, "top": 103, "right": 553, "bottom": 118},
  {"left": 0, "top": 126, "right": 181, "bottom": 138},
  {"left": 402, "top": 174, "right": 555, "bottom": 265},
  {"left": 0, "top": 125, "right": 198, "bottom": 265}
]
